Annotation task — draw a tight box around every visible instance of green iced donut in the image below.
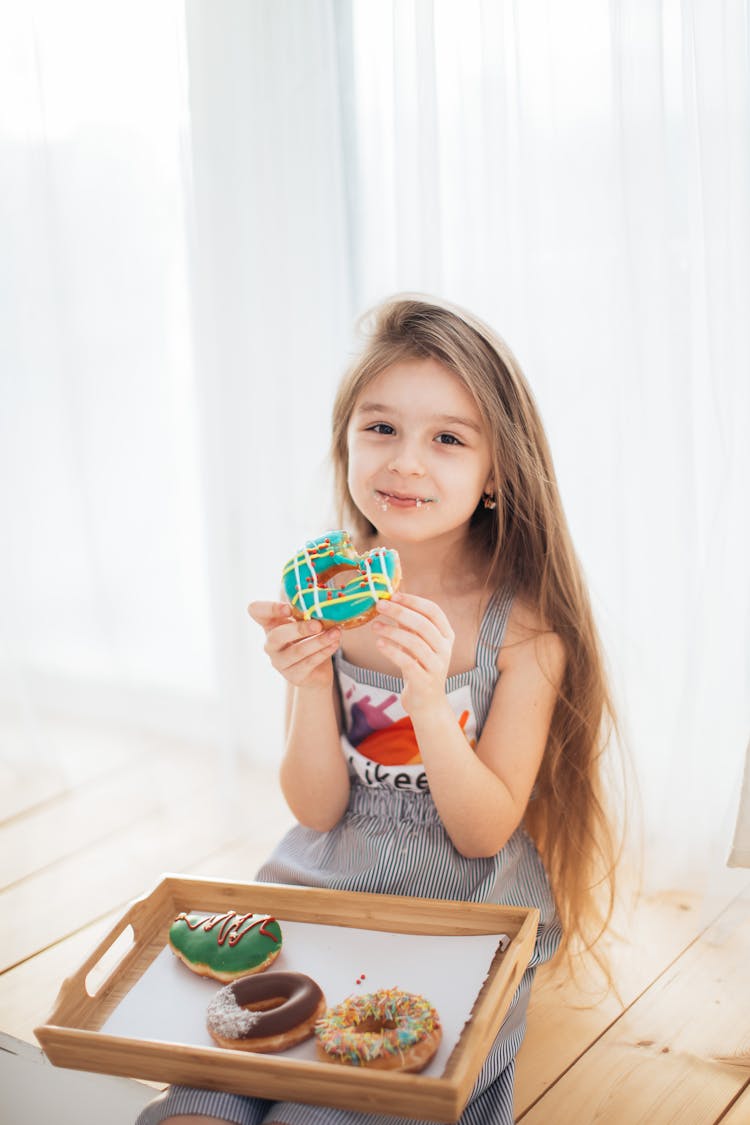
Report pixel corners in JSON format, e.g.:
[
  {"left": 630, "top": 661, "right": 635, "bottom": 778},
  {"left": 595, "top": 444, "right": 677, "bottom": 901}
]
[{"left": 168, "top": 911, "right": 282, "bottom": 981}]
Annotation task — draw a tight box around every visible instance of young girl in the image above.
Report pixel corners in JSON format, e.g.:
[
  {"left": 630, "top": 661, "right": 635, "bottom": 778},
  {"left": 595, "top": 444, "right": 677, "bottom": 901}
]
[{"left": 138, "top": 296, "right": 619, "bottom": 1125}]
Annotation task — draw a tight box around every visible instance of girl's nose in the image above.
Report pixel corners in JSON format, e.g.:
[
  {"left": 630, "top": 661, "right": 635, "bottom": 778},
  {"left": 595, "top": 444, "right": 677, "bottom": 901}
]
[{"left": 388, "top": 443, "right": 426, "bottom": 476}]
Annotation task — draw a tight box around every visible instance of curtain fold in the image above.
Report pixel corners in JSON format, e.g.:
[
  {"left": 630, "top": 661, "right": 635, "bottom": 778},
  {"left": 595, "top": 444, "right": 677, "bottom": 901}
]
[
  {"left": 728, "top": 739, "right": 750, "bottom": 868},
  {"left": 2, "top": 0, "right": 749, "bottom": 875},
  {"left": 0, "top": 2, "right": 218, "bottom": 748},
  {"left": 181, "top": 0, "right": 352, "bottom": 761}
]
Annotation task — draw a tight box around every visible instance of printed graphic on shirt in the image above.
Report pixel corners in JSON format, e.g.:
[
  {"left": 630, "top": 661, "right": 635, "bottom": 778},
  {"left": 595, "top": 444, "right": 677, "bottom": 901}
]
[{"left": 338, "top": 667, "right": 477, "bottom": 792}]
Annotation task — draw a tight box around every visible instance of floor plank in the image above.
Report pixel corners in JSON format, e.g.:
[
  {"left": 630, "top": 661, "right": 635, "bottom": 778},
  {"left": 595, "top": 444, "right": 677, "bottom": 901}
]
[
  {"left": 0, "top": 754, "right": 290, "bottom": 972},
  {"left": 0, "top": 837, "right": 292, "bottom": 1044},
  {"left": 0, "top": 714, "right": 152, "bottom": 824},
  {"left": 515, "top": 876, "right": 748, "bottom": 1114},
  {"left": 0, "top": 914, "right": 120, "bottom": 1042},
  {"left": 1, "top": 761, "right": 164, "bottom": 888},
  {"left": 0, "top": 760, "right": 71, "bottom": 824},
  {"left": 3, "top": 714, "right": 749, "bottom": 1125},
  {"left": 718, "top": 1082, "right": 750, "bottom": 1123},
  {"left": 0, "top": 816, "right": 293, "bottom": 1040},
  {"left": 517, "top": 885, "right": 750, "bottom": 1124}
]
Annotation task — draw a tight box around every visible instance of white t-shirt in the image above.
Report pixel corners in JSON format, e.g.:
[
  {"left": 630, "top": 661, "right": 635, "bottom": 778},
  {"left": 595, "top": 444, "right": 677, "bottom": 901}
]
[{"left": 337, "top": 665, "right": 478, "bottom": 794}]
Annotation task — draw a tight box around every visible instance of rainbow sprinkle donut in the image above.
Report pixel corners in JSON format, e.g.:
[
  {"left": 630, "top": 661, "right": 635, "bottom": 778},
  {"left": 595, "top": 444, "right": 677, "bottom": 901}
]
[
  {"left": 314, "top": 988, "right": 442, "bottom": 1072},
  {"left": 282, "top": 530, "right": 401, "bottom": 630}
]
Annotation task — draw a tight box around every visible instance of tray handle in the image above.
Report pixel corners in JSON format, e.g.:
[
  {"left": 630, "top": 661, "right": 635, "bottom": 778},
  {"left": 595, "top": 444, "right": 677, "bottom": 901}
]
[
  {"left": 488, "top": 913, "right": 539, "bottom": 1030},
  {"left": 43, "top": 889, "right": 159, "bottom": 1028}
]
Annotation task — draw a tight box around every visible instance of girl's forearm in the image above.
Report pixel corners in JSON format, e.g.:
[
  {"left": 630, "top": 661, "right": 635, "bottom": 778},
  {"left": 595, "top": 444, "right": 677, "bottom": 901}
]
[
  {"left": 411, "top": 700, "right": 522, "bottom": 857},
  {"left": 279, "top": 683, "right": 351, "bottom": 831}
]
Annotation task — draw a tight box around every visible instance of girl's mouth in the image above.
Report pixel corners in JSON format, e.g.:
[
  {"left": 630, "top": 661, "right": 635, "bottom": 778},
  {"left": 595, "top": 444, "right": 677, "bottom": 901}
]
[{"left": 374, "top": 490, "right": 437, "bottom": 510}]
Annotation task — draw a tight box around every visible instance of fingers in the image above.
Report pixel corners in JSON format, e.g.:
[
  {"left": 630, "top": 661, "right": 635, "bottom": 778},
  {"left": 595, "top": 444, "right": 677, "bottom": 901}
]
[
  {"left": 375, "top": 592, "right": 454, "bottom": 650},
  {"left": 263, "top": 616, "right": 327, "bottom": 653},
  {"left": 249, "top": 601, "right": 341, "bottom": 685},
  {"left": 377, "top": 591, "right": 453, "bottom": 635},
  {"left": 265, "top": 619, "right": 330, "bottom": 661},
  {"left": 373, "top": 593, "right": 454, "bottom": 683},
  {"left": 384, "top": 620, "right": 448, "bottom": 666},
  {"left": 264, "top": 616, "right": 341, "bottom": 682},
  {"left": 247, "top": 600, "right": 295, "bottom": 631},
  {"left": 372, "top": 622, "right": 437, "bottom": 671},
  {"left": 273, "top": 628, "right": 341, "bottom": 685}
]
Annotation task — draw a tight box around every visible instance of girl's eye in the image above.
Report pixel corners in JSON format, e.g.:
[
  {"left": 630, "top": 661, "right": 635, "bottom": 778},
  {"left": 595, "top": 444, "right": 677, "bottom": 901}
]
[
  {"left": 435, "top": 432, "right": 463, "bottom": 446},
  {"left": 367, "top": 423, "right": 395, "bottom": 435}
]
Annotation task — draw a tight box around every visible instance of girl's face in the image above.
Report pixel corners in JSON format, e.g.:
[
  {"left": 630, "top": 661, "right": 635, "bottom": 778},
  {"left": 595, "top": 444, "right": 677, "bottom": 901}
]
[{"left": 346, "top": 357, "right": 494, "bottom": 547}]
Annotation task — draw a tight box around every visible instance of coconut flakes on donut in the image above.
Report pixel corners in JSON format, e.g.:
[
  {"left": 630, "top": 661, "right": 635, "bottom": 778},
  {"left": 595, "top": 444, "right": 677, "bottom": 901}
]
[{"left": 207, "top": 984, "right": 262, "bottom": 1040}]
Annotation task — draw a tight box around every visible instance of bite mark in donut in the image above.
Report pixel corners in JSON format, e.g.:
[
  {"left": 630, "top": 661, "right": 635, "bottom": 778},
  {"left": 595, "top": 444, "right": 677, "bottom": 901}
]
[
  {"left": 168, "top": 911, "right": 282, "bottom": 982},
  {"left": 207, "top": 970, "right": 326, "bottom": 1052},
  {"left": 315, "top": 988, "right": 442, "bottom": 1072},
  {"left": 282, "top": 530, "right": 401, "bottom": 630}
]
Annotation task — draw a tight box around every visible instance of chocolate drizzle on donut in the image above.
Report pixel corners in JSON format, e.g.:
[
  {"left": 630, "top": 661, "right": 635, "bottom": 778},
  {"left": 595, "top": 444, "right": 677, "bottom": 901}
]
[
  {"left": 175, "top": 911, "right": 279, "bottom": 947},
  {"left": 207, "top": 971, "right": 324, "bottom": 1042}
]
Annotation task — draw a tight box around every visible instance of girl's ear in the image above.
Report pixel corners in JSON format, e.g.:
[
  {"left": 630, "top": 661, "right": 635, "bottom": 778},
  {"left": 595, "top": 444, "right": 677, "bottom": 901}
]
[{"left": 481, "top": 478, "right": 498, "bottom": 510}]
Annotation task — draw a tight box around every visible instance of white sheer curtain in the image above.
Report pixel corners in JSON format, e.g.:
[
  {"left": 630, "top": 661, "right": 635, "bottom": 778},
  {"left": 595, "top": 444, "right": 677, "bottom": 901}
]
[
  {"left": 341, "top": 0, "right": 750, "bottom": 878},
  {"left": 1, "top": 1, "right": 350, "bottom": 763},
  {"left": 2, "top": 0, "right": 748, "bottom": 881},
  {"left": 1, "top": 4, "right": 217, "bottom": 743}
]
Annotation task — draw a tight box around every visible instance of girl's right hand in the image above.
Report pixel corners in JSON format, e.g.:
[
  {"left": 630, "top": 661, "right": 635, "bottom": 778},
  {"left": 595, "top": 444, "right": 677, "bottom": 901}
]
[{"left": 247, "top": 601, "right": 341, "bottom": 688}]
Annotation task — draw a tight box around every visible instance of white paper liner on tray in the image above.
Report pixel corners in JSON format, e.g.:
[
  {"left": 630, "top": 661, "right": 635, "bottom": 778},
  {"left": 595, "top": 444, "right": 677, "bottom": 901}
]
[{"left": 102, "top": 916, "right": 506, "bottom": 1075}]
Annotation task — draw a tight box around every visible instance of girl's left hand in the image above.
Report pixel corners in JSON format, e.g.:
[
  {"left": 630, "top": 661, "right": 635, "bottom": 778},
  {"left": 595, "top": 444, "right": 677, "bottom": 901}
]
[{"left": 372, "top": 592, "right": 454, "bottom": 715}]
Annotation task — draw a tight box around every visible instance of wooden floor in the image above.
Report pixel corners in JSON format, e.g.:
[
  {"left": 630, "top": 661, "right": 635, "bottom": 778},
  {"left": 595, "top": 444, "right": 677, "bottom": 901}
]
[{"left": 1, "top": 712, "right": 750, "bottom": 1124}]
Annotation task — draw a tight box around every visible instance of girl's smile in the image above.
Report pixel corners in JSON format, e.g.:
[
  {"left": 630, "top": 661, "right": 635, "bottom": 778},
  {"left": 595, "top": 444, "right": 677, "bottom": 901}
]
[
  {"left": 374, "top": 489, "right": 438, "bottom": 509},
  {"left": 347, "top": 357, "right": 494, "bottom": 545}
]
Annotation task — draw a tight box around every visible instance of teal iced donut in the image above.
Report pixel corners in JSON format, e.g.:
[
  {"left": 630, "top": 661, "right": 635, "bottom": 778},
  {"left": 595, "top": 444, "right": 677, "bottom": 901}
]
[{"left": 282, "top": 530, "right": 401, "bottom": 629}]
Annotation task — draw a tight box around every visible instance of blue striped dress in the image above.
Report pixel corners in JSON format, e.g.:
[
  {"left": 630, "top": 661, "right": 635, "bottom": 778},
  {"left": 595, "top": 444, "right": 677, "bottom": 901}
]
[{"left": 137, "top": 589, "right": 560, "bottom": 1125}]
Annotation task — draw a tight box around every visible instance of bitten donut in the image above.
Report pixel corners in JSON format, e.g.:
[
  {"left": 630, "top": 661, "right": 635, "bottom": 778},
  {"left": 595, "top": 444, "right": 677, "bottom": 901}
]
[
  {"left": 314, "top": 988, "right": 442, "bottom": 1072},
  {"left": 207, "top": 970, "right": 326, "bottom": 1052},
  {"left": 168, "top": 911, "right": 282, "bottom": 982},
  {"left": 282, "top": 530, "right": 401, "bottom": 630}
]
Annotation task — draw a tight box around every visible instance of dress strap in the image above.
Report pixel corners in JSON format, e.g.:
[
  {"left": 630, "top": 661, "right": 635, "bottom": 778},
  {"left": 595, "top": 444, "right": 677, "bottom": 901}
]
[
  {"left": 475, "top": 586, "right": 514, "bottom": 669},
  {"left": 467, "top": 587, "right": 514, "bottom": 735}
]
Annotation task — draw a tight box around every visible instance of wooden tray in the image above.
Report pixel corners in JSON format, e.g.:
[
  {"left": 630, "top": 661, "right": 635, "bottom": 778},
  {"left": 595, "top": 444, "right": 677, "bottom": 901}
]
[{"left": 35, "top": 874, "right": 538, "bottom": 1122}]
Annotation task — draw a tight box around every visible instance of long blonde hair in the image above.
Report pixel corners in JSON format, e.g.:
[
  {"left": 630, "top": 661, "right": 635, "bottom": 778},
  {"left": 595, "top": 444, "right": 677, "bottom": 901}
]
[{"left": 331, "top": 295, "right": 623, "bottom": 977}]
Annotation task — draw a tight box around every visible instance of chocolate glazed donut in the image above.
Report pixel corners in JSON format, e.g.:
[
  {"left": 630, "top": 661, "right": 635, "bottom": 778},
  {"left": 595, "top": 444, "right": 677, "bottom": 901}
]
[{"left": 207, "top": 970, "right": 326, "bottom": 1052}]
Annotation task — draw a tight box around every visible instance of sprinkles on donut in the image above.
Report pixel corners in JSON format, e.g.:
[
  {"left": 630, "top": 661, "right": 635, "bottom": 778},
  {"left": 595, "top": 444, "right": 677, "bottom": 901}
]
[
  {"left": 282, "top": 530, "right": 401, "bottom": 630},
  {"left": 314, "top": 988, "right": 442, "bottom": 1072}
]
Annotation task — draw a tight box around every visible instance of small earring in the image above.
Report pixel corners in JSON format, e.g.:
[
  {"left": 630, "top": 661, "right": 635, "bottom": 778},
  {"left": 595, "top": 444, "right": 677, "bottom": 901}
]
[{"left": 482, "top": 492, "right": 497, "bottom": 510}]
